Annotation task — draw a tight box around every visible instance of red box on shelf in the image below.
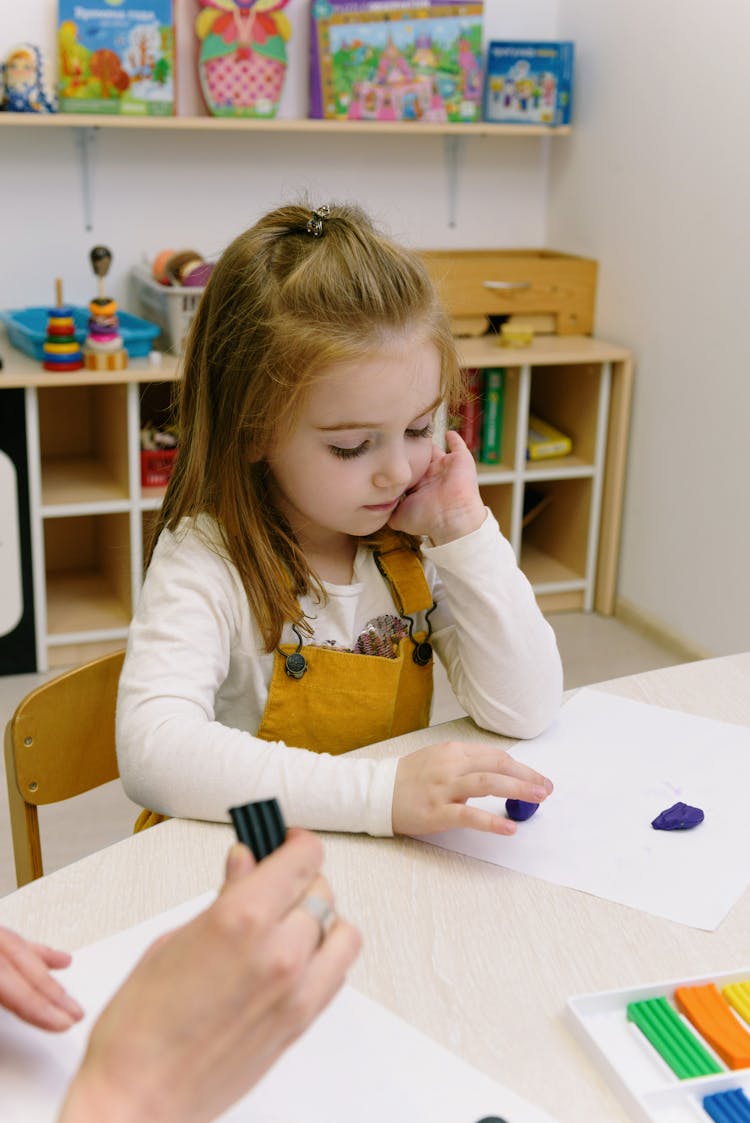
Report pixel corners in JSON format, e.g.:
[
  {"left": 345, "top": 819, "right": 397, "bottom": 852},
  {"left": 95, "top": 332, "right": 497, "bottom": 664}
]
[{"left": 140, "top": 448, "right": 178, "bottom": 488}]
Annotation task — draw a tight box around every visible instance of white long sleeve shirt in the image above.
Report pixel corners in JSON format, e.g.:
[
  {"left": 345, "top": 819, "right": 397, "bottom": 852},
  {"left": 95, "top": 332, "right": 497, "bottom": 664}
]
[{"left": 116, "top": 510, "right": 562, "bottom": 835}]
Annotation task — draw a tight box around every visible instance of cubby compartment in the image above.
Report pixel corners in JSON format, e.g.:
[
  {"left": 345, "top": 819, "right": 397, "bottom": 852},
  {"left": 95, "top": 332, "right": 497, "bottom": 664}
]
[
  {"left": 38, "top": 384, "right": 130, "bottom": 511},
  {"left": 139, "top": 380, "right": 179, "bottom": 501},
  {"left": 140, "top": 380, "right": 176, "bottom": 433},
  {"left": 520, "top": 478, "right": 591, "bottom": 611},
  {"left": 43, "top": 513, "right": 132, "bottom": 664},
  {"left": 528, "top": 362, "right": 604, "bottom": 471},
  {"left": 479, "top": 483, "right": 513, "bottom": 541}
]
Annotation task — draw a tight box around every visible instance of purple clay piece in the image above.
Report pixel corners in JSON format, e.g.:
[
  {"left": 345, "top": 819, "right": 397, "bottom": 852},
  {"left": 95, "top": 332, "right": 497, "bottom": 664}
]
[
  {"left": 505, "top": 798, "right": 539, "bottom": 822},
  {"left": 651, "top": 801, "right": 704, "bottom": 831}
]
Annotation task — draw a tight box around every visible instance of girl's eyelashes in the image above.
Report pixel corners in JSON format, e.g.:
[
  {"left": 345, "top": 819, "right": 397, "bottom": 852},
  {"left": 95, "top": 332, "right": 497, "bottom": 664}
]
[
  {"left": 330, "top": 442, "right": 369, "bottom": 460},
  {"left": 405, "top": 423, "right": 433, "bottom": 439},
  {"left": 328, "top": 423, "right": 433, "bottom": 460}
]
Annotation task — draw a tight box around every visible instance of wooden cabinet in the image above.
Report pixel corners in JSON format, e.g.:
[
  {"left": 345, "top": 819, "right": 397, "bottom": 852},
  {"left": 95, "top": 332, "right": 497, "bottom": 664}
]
[{"left": 0, "top": 330, "right": 631, "bottom": 671}]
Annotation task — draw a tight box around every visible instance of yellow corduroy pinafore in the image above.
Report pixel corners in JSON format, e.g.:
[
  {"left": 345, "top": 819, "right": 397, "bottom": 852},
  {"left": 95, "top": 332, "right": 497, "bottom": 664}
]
[{"left": 134, "top": 530, "right": 434, "bottom": 832}]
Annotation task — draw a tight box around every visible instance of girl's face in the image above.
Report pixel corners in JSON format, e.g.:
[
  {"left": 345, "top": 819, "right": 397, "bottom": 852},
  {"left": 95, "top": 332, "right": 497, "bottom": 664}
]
[{"left": 266, "top": 331, "right": 441, "bottom": 553}]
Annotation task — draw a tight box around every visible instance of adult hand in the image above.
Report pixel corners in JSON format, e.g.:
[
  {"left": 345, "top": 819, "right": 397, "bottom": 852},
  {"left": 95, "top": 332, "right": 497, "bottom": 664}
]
[
  {"left": 392, "top": 741, "right": 553, "bottom": 836},
  {"left": 0, "top": 926, "right": 83, "bottom": 1032},
  {"left": 59, "top": 831, "right": 361, "bottom": 1123},
  {"left": 388, "top": 429, "right": 486, "bottom": 545}
]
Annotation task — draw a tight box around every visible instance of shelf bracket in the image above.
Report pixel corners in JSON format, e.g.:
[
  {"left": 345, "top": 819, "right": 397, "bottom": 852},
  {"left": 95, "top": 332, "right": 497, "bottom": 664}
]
[
  {"left": 73, "top": 126, "right": 99, "bottom": 232},
  {"left": 442, "top": 135, "right": 467, "bottom": 228}
]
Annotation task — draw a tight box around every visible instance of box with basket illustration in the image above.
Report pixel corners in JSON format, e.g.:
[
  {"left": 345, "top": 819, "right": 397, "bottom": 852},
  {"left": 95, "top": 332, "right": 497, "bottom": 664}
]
[
  {"left": 483, "top": 40, "right": 573, "bottom": 126},
  {"left": 57, "top": 1, "right": 175, "bottom": 115},
  {"left": 310, "top": 1, "right": 484, "bottom": 122}
]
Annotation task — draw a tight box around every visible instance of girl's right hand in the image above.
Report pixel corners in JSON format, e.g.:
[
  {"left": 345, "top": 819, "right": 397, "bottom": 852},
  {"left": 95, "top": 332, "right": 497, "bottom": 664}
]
[{"left": 392, "top": 741, "right": 553, "bottom": 837}]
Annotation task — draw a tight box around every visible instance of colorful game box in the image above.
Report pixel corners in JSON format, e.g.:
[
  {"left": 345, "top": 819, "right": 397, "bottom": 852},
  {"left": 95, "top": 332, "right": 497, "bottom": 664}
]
[
  {"left": 57, "top": 1, "right": 175, "bottom": 116},
  {"left": 482, "top": 40, "right": 573, "bottom": 127},
  {"left": 310, "top": 1, "right": 484, "bottom": 123}
]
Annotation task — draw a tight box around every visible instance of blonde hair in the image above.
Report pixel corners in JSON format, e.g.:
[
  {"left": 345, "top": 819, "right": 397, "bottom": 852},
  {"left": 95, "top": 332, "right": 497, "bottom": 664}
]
[{"left": 153, "top": 201, "right": 463, "bottom": 650}]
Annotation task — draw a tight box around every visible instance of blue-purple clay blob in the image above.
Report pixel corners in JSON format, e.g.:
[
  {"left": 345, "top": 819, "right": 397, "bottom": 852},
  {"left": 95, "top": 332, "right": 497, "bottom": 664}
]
[
  {"left": 651, "top": 801, "right": 704, "bottom": 831},
  {"left": 505, "top": 798, "right": 539, "bottom": 822}
]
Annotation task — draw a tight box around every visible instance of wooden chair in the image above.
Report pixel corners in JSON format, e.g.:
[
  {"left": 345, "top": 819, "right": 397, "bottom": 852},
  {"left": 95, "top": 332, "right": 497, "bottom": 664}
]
[{"left": 4, "top": 649, "right": 125, "bottom": 887}]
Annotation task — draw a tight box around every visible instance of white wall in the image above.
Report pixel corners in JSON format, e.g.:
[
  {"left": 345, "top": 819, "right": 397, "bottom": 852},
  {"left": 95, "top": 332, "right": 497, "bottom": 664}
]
[
  {"left": 6, "top": 1, "right": 745, "bottom": 657},
  {"left": 0, "top": 0, "right": 556, "bottom": 309},
  {"left": 548, "top": 0, "right": 750, "bottom": 656}
]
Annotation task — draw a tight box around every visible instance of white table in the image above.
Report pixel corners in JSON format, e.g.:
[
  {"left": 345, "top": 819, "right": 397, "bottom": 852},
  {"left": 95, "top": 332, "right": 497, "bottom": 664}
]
[{"left": 1, "top": 653, "right": 749, "bottom": 1123}]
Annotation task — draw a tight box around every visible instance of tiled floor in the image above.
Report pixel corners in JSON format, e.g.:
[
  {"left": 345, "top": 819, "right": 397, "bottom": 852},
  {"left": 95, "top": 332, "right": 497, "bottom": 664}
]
[{"left": 0, "top": 612, "right": 689, "bottom": 899}]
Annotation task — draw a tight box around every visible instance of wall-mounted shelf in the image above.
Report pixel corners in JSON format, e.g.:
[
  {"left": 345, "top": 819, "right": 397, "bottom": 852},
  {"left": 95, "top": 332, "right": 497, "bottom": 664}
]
[
  {"left": 0, "top": 112, "right": 570, "bottom": 230},
  {"left": 0, "top": 113, "right": 570, "bottom": 137}
]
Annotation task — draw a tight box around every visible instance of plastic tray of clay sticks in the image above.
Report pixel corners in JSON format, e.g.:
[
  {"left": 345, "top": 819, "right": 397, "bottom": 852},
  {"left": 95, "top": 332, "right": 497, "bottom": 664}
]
[{"left": 566, "top": 968, "right": 750, "bottom": 1122}]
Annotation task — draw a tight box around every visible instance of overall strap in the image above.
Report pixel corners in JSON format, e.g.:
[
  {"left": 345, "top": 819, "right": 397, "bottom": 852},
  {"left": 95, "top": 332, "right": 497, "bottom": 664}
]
[{"left": 372, "top": 529, "right": 433, "bottom": 616}]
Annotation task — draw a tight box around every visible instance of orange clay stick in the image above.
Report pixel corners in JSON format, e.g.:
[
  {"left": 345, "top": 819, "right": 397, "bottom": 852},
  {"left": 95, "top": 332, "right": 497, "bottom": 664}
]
[{"left": 675, "top": 983, "right": 750, "bottom": 1070}]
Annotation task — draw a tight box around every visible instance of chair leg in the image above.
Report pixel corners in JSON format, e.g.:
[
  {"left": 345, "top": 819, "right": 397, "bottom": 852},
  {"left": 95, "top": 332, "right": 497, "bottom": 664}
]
[{"left": 4, "top": 725, "right": 43, "bottom": 886}]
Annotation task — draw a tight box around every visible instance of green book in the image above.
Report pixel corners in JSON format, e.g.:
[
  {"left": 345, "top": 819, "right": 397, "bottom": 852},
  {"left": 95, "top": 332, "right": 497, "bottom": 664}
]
[{"left": 479, "top": 367, "right": 504, "bottom": 464}]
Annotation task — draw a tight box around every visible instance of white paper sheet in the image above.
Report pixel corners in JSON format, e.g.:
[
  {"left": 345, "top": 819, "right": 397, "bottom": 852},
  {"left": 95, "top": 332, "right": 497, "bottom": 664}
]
[
  {"left": 417, "top": 689, "right": 750, "bottom": 930},
  {"left": 0, "top": 893, "right": 559, "bottom": 1123}
]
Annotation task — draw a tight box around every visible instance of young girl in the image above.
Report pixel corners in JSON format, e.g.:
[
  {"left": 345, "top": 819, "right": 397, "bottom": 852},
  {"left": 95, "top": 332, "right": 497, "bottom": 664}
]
[{"left": 116, "top": 202, "right": 562, "bottom": 838}]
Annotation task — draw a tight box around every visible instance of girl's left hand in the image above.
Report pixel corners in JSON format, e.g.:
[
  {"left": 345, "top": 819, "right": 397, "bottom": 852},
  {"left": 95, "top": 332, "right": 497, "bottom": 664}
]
[{"left": 388, "top": 429, "right": 486, "bottom": 545}]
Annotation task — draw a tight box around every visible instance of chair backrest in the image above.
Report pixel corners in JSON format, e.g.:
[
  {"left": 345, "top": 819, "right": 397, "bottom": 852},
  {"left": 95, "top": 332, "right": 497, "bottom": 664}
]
[{"left": 4, "top": 649, "right": 125, "bottom": 887}]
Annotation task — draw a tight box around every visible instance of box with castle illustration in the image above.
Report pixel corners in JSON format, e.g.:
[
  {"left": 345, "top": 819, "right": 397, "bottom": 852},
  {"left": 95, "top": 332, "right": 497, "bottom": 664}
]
[
  {"left": 58, "top": 1, "right": 175, "bottom": 115},
  {"left": 310, "top": 1, "right": 484, "bottom": 123}
]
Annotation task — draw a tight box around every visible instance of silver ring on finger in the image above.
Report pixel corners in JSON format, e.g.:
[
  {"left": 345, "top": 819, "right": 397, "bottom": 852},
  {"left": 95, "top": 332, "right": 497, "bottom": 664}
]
[{"left": 300, "top": 895, "right": 336, "bottom": 946}]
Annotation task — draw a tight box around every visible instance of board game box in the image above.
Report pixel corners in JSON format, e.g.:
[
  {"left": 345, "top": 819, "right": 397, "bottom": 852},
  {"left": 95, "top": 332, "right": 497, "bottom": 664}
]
[
  {"left": 310, "top": 1, "right": 484, "bottom": 123},
  {"left": 483, "top": 40, "right": 573, "bottom": 127},
  {"left": 58, "top": 1, "right": 175, "bottom": 115}
]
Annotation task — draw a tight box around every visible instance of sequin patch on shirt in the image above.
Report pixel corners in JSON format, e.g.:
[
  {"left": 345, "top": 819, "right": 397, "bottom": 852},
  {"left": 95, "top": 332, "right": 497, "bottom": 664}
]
[
  {"left": 352, "top": 614, "right": 409, "bottom": 657},
  {"left": 311, "top": 614, "right": 408, "bottom": 658}
]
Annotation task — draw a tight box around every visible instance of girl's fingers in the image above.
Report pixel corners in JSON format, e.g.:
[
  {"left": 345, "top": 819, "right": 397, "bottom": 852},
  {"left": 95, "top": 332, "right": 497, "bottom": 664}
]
[
  {"left": 451, "top": 772, "right": 550, "bottom": 804},
  {"left": 451, "top": 743, "right": 553, "bottom": 792},
  {"left": 433, "top": 803, "right": 518, "bottom": 836}
]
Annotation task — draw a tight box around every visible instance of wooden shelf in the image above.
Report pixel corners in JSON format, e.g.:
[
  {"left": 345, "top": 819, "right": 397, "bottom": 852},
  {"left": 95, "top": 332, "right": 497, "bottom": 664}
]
[
  {"left": 456, "top": 334, "right": 630, "bottom": 368},
  {"left": 41, "top": 456, "right": 129, "bottom": 511},
  {"left": 0, "top": 324, "right": 631, "bottom": 669},
  {"left": 524, "top": 454, "right": 595, "bottom": 479},
  {"left": 45, "top": 571, "right": 131, "bottom": 637},
  {"left": 521, "top": 542, "right": 584, "bottom": 587},
  {"left": 0, "top": 113, "right": 570, "bottom": 138},
  {"left": 0, "top": 337, "right": 179, "bottom": 389}
]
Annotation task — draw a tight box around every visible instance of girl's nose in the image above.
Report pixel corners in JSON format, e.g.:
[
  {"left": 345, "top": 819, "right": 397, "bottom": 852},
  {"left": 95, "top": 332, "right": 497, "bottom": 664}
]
[{"left": 372, "top": 446, "right": 413, "bottom": 491}]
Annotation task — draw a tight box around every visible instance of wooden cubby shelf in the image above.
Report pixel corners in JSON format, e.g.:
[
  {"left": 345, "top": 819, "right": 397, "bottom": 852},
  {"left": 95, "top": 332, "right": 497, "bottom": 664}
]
[{"left": 1, "top": 327, "right": 631, "bottom": 670}]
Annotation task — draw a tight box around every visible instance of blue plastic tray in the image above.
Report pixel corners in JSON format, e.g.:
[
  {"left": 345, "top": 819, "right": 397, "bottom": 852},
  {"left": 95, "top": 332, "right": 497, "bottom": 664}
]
[{"left": 1, "top": 306, "right": 160, "bottom": 361}]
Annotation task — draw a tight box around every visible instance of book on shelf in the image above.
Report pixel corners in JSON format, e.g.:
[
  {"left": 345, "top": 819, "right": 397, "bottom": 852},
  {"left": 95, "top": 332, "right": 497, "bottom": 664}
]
[
  {"left": 478, "top": 367, "right": 504, "bottom": 465},
  {"left": 455, "top": 367, "right": 482, "bottom": 455},
  {"left": 309, "top": 0, "right": 484, "bottom": 123},
  {"left": 57, "top": 1, "right": 175, "bottom": 116},
  {"left": 454, "top": 366, "right": 504, "bottom": 464},
  {"left": 526, "top": 413, "right": 572, "bottom": 460},
  {"left": 482, "top": 40, "right": 574, "bottom": 127}
]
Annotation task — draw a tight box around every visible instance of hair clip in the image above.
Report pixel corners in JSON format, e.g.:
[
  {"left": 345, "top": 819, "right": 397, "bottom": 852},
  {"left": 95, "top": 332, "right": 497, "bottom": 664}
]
[{"left": 306, "top": 204, "right": 331, "bottom": 237}]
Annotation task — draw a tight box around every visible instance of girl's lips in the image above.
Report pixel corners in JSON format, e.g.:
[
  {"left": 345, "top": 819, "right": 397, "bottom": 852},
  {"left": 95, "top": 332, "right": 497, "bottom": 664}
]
[{"left": 363, "top": 499, "right": 400, "bottom": 512}]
